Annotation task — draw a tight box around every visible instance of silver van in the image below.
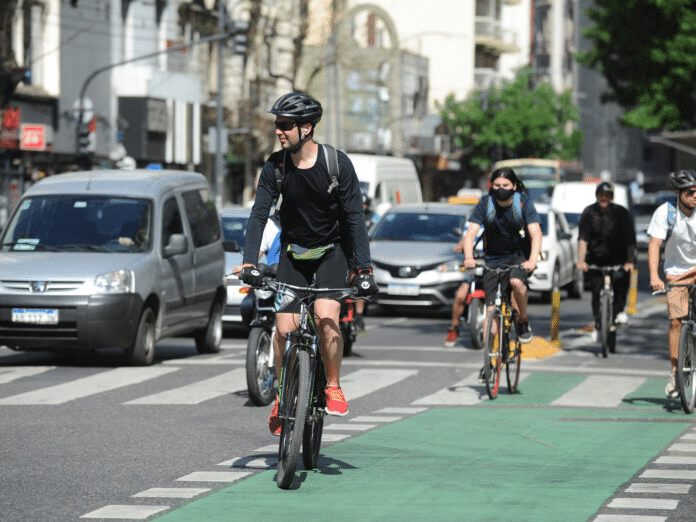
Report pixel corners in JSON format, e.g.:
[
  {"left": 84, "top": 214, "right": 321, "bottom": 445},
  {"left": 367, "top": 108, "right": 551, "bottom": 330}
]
[{"left": 0, "top": 169, "right": 226, "bottom": 365}]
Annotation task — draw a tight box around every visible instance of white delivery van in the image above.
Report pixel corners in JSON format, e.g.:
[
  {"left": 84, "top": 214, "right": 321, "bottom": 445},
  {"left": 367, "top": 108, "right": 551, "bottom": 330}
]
[
  {"left": 551, "top": 181, "right": 632, "bottom": 228},
  {"left": 348, "top": 153, "right": 423, "bottom": 220}
]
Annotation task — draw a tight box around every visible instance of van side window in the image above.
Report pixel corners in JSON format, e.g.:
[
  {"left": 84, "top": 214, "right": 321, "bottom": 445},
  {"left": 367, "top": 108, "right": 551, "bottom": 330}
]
[
  {"left": 182, "top": 188, "right": 221, "bottom": 247},
  {"left": 162, "top": 197, "right": 184, "bottom": 249}
]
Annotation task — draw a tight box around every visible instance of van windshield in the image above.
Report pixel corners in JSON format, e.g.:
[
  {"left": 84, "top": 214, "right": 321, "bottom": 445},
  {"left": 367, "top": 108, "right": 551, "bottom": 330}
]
[{"left": 1, "top": 196, "right": 153, "bottom": 253}]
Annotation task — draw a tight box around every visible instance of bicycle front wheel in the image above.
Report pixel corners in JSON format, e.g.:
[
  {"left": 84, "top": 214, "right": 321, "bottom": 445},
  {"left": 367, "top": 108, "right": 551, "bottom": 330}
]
[
  {"left": 276, "top": 349, "right": 311, "bottom": 489},
  {"left": 467, "top": 297, "right": 485, "bottom": 350},
  {"left": 600, "top": 294, "right": 611, "bottom": 358},
  {"left": 676, "top": 322, "right": 696, "bottom": 414},
  {"left": 506, "top": 321, "right": 521, "bottom": 394},
  {"left": 484, "top": 310, "right": 503, "bottom": 399},
  {"left": 302, "top": 355, "right": 326, "bottom": 470}
]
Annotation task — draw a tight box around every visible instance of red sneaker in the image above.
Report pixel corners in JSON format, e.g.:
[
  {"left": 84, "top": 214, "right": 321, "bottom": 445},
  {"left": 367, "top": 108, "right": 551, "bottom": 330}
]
[
  {"left": 445, "top": 326, "right": 458, "bottom": 347},
  {"left": 268, "top": 396, "right": 281, "bottom": 436},
  {"left": 324, "top": 386, "right": 349, "bottom": 416}
]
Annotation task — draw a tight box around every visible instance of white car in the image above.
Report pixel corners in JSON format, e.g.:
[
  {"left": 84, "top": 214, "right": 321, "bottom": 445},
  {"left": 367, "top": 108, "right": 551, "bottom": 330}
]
[
  {"left": 219, "top": 207, "right": 251, "bottom": 327},
  {"left": 527, "top": 202, "right": 583, "bottom": 300}
]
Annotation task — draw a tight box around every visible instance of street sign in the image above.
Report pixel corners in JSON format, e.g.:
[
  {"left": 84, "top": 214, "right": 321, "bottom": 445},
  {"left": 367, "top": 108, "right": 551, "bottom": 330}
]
[{"left": 20, "top": 124, "right": 46, "bottom": 151}]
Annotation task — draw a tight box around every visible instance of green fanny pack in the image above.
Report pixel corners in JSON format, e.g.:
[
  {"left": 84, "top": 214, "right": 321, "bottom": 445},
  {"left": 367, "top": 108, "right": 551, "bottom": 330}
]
[{"left": 287, "top": 243, "right": 335, "bottom": 260}]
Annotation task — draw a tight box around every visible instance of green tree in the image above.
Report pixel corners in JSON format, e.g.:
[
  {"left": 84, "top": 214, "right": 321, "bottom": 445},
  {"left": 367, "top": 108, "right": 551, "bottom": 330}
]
[
  {"left": 576, "top": 0, "right": 696, "bottom": 131},
  {"left": 438, "top": 67, "right": 582, "bottom": 170}
]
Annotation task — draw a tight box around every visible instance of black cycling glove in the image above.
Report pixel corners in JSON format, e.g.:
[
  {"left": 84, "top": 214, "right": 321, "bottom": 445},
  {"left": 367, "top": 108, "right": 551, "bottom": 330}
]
[
  {"left": 240, "top": 266, "right": 264, "bottom": 288},
  {"left": 354, "top": 269, "right": 378, "bottom": 297}
]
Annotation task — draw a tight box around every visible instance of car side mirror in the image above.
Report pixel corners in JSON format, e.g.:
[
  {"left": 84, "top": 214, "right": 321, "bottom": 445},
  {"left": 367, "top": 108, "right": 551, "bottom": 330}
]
[
  {"left": 223, "top": 240, "right": 240, "bottom": 253},
  {"left": 452, "top": 227, "right": 463, "bottom": 237},
  {"left": 164, "top": 233, "right": 188, "bottom": 257}
]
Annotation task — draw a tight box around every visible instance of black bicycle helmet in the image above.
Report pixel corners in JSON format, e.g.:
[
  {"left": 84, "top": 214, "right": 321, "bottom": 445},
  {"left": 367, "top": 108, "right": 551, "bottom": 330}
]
[
  {"left": 269, "top": 92, "right": 323, "bottom": 123},
  {"left": 595, "top": 181, "right": 614, "bottom": 195},
  {"left": 670, "top": 169, "right": 696, "bottom": 190}
]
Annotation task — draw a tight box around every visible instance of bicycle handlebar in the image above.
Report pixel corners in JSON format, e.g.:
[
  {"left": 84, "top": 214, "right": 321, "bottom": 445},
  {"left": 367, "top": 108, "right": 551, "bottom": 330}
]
[
  {"left": 586, "top": 264, "right": 625, "bottom": 272},
  {"left": 261, "top": 279, "right": 360, "bottom": 299},
  {"left": 652, "top": 282, "right": 696, "bottom": 295}
]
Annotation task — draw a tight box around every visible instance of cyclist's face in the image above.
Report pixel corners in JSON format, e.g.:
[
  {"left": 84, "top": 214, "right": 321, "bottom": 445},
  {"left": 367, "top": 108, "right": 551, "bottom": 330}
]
[
  {"left": 275, "top": 117, "right": 301, "bottom": 149},
  {"left": 596, "top": 190, "right": 613, "bottom": 209},
  {"left": 680, "top": 187, "right": 696, "bottom": 209},
  {"left": 491, "top": 178, "right": 515, "bottom": 191}
]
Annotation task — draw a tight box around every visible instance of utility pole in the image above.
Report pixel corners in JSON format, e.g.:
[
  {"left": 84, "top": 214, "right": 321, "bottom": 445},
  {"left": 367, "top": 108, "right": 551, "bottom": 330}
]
[{"left": 216, "top": 0, "right": 226, "bottom": 208}]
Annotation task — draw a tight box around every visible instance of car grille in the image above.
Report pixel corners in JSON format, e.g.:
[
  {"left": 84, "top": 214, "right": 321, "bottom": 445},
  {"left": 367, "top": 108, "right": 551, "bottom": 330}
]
[
  {"left": 0, "top": 280, "right": 85, "bottom": 293},
  {"left": 373, "top": 260, "right": 441, "bottom": 279}
]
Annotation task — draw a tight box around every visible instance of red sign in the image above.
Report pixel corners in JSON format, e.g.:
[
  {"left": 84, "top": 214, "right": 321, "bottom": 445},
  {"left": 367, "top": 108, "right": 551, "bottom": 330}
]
[
  {"left": 3, "top": 107, "right": 20, "bottom": 129},
  {"left": 20, "top": 124, "right": 46, "bottom": 151}
]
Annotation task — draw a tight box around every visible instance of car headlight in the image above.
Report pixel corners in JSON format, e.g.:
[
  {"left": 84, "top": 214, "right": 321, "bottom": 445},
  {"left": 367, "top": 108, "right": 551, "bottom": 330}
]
[
  {"left": 437, "top": 259, "right": 464, "bottom": 273},
  {"left": 538, "top": 251, "right": 549, "bottom": 261},
  {"left": 94, "top": 269, "right": 134, "bottom": 294}
]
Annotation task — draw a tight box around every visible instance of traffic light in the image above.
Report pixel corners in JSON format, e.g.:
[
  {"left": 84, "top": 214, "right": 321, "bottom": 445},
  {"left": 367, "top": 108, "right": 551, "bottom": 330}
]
[
  {"left": 228, "top": 20, "right": 249, "bottom": 55},
  {"left": 76, "top": 121, "right": 93, "bottom": 155}
]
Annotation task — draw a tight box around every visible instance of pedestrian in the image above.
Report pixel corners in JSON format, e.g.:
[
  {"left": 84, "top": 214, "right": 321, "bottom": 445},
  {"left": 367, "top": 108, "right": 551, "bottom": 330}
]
[
  {"left": 648, "top": 170, "right": 696, "bottom": 398},
  {"left": 233, "top": 92, "right": 377, "bottom": 435},
  {"left": 576, "top": 182, "right": 636, "bottom": 341}
]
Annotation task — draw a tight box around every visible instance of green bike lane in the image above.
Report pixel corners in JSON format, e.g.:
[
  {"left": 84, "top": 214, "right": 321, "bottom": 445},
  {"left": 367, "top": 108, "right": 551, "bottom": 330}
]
[{"left": 155, "top": 373, "right": 695, "bottom": 522}]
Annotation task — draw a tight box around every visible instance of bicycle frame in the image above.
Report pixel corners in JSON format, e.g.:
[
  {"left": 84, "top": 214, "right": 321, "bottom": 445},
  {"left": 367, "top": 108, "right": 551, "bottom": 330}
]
[{"left": 587, "top": 264, "right": 623, "bottom": 357}]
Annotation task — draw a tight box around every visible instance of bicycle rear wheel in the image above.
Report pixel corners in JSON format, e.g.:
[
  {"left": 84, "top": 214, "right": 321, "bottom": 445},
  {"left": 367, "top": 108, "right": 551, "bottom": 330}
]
[
  {"left": 467, "top": 297, "right": 485, "bottom": 350},
  {"left": 484, "top": 310, "right": 503, "bottom": 399},
  {"left": 506, "top": 321, "right": 521, "bottom": 393},
  {"left": 246, "top": 326, "right": 276, "bottom": 406},
  {"left": 600, "top": 295, "right": 611, "bottom": 358},
  {"left": 276, "top": 349, "right": 311, "bottom": 489},
  {"left": 302, "top": 355, "right": 326, "bottom": 470},
  {"left": 676, "top": 323, "right": 696, "bottom": 414}
]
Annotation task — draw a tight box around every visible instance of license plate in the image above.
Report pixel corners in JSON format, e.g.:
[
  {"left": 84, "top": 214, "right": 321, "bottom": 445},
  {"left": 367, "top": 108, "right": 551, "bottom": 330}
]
[
  {"left": 11, "top": 308, "right": 59, "bottom": 325},
  {"left": 387, "top": 283, "right": 420, "bottom": 296}
]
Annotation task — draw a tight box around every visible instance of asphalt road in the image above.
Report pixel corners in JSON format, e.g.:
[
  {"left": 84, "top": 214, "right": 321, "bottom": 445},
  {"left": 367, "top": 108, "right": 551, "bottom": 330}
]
[{"left": 1, "top": 252, "right": 694, "bottom": 521}]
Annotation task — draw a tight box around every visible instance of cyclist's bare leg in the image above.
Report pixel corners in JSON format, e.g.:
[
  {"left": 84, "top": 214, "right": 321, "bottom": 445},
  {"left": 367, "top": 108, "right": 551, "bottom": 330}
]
[
  {"left": 274, "top": 312, "right": 301, "bottom": 382},
  {"left": 669, "top": 317, "right": 682, "bottom": 374},
  {"left": 451, "top": 282, "right": 470, "bottom": 328},
  {"left": 510, "top": 277, "right": 528, "bottom": 320},
  {"left": 314, "top": 298, "right": 343, "bottom": 388}
]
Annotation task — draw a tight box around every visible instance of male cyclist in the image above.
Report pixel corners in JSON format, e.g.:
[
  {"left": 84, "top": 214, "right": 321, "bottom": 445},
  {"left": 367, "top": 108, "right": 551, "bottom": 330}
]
[
  {"left": 648, "top": 170, "right": 696, "bottom": 398},
  {"left": 576, "top": 182, "right": 636, "bottom": 342},
  {"left": 459, "top": 167, "right": 542, "bottom": 345},
  {"left": 234, "top": 92, "right": 377, "bottom": 435}
]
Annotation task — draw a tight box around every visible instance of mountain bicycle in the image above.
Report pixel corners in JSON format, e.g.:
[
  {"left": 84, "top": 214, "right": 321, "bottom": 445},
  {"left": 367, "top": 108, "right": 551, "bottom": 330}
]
[
  {"left": 655, "top": 283, "right": 696, "bottom": 414},
  {"left": 586, "top": 264, "right": 624, "bottom": 358},
  {"left": 260, "top": 279, "right": 359, "bottom": 489},
  {"left": 481, "top": 264, "right": 522, "bottom": 399}
]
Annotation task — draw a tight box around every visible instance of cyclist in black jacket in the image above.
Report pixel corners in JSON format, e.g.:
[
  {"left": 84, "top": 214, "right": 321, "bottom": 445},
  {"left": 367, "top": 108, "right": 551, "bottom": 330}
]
[{"left": 234, "top": 92, "right": 377, "bottom": 435}]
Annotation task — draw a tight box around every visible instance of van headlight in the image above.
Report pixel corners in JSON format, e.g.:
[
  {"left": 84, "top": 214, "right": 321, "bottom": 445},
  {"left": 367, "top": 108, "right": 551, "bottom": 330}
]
[{"left": 94, "top": 269, "right": 135, "bottom": 294}]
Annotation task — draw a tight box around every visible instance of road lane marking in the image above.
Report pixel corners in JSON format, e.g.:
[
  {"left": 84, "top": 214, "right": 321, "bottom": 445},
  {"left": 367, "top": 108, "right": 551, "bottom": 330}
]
[
  {"left": 640, "top": 469, "right": 696, "bottom": 479},
  {"left": 625, "top": 483, "right": 691, "bottom": 494},
  {"left": 80, "top": 505, "right": 170, "bottom": 519},
  {"left": 666, "top": 442, "right": 696, "bottom": 452},
  {"left": 0, "top": 366, "right": 56, "bottom": 385},
  {"left": 341, "top": 368, "right": 417, "bottom": 400},
  {"left": 655, "top": 456, "right": 696, "bottom": 464},
  {"left": 551, "top": 375, "right": 646, "bottom": 408},
  {"left": 607, "top": 498, "right": 678, "bottom": 510},
  {"left": 324, "top": 423, "right": 376, "bottom": 431},
  {"left": 0, "top": 367, "right": 178, "bottom": 405},
  {"left": 176, "top": 471, "right": 251, "bottom": 482},
  {"left": 131, "top": 488, "right": 209, "bottom": 498},
  {"left": 350, "top": 415, "right": 402, "bottom": 423},
  {"left": 411, "top": 370, "right": 484, "bottom": 405},
  {"left": 125, "top": 368, "right": 246, "bottom": 405},
  {"left": 375, "top": 406, "right": 427, "bottom": 414}
]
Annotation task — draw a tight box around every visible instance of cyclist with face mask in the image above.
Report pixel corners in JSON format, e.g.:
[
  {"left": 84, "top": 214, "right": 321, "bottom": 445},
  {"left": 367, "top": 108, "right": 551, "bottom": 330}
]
[{"left": 458, "top": 167, "right": 542, "bottom": 344}]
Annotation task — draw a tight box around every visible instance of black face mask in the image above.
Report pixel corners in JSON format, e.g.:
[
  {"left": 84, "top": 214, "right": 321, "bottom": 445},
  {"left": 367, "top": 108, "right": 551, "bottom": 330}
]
[{"left": 491, "top": 187, "right": 515, "bottom": 202}]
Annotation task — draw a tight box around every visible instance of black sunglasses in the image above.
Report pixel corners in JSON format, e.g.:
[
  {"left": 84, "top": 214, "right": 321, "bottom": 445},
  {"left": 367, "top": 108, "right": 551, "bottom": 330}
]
[
  {"left": 274, "top": 121, "right": 297, "bottom": 131},
  {"left": 684, "top": 189, "right": 696, "bottom": 196}
]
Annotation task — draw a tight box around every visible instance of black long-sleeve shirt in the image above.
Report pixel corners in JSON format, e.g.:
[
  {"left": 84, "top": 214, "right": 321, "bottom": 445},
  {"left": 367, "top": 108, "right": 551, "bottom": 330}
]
[
  {"left": 243, "top": 145, "right": 372, "bottom": 269},
  {"left": 578, "top": 202, "right": 636, "bottom": 265}
]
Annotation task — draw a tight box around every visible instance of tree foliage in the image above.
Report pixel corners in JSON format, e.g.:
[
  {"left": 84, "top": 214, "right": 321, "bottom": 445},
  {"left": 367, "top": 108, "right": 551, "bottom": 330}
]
[
  {"left": 576, "top": 0, "right": 696, "bottom": 131},
  {"left": 438, "top": 67, "right": 583, "bottom": 170}
]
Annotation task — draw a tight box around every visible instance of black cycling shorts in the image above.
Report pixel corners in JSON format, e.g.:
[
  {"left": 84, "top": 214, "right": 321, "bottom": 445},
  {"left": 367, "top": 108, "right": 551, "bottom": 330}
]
[
  {"left": 275, "top": 243, "right": 350, "bottom": 313},
  {"left": 482, "top": 256, "right": 528, "bottom": 306}
]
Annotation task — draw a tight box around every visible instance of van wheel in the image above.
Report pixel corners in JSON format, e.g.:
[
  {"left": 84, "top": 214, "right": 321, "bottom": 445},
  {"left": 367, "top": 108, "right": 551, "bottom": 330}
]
[
  {"left": 195, "top": 299, "right": 223, "bottom": 354},
  {"left": 126, "top": 308, "right": 156, "bottom": 366}
]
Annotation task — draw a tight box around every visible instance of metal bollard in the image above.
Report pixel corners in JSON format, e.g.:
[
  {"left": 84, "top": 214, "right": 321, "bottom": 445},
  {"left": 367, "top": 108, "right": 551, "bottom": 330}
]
[
  {"left": 627, "top": 267, "right": 639, "bottom": 314},
  {"left": 549, "top": 286, "right": 562, "bottom": 346}
]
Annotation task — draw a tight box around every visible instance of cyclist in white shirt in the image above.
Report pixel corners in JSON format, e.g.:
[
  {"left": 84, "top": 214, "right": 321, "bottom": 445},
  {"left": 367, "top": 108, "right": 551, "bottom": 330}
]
[{"left": 648, "top": 170, "right": 696, "bottom": 398}]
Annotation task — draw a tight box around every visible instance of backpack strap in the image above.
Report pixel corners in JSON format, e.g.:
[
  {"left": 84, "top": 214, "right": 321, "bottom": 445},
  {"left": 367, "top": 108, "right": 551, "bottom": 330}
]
[
  {"left": 322, "top": 144, "right": 340, "bottom": 194},
  {"left": 666, "top": 201, "right": 677, "bottom": 243},
  {"left": 483, "top": 193, "right": 524, "bottom": 229},
  {"left": 273, "top": 150, "right": 287, "bottom": 218}
]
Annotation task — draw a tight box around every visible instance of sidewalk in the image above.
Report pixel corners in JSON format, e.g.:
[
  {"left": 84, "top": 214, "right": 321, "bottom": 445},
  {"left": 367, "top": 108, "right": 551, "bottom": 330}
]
[{"left": 155, "top": 374, "right": 689, "bottom": 522}]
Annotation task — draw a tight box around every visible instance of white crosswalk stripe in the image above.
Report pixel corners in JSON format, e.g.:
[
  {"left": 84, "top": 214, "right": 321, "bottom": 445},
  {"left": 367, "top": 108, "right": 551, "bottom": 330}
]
[
  {"left": 0, "top": 366, "right": 56, "bottom": 385},
  {"left": 125, "top": 368, "right": 247, "bottom": 405},
  {"left": 551, "top": 375, "right": 646, "bottom": 408},
  {"left": 341, "top": 368, "right": 417, "bottom": 401},
  {"left": 0, "top": 366, "right": 178, "bottom": 405}
]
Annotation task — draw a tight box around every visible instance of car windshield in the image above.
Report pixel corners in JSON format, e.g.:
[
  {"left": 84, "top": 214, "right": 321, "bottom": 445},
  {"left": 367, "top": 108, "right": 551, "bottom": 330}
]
[
  {"left": 564, "top": 212, "right": 581, "bottom": 227},
  {"left": 1, "top": 195, "right": 152, "bottom": 253},
  {"left": 371, "top": 211, "right": 466, "bottom": 241},
  {"left": 221, "top": 215, "right": 249, "bottom": 248}
]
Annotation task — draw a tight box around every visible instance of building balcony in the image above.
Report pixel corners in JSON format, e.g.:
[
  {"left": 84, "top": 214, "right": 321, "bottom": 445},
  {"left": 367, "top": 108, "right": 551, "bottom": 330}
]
[
  {"left": 474, "top": 17, "right": 519, "bottom": 53},
  {"left": 474, "top": 68, "right": 503, "bottom": 90}
]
